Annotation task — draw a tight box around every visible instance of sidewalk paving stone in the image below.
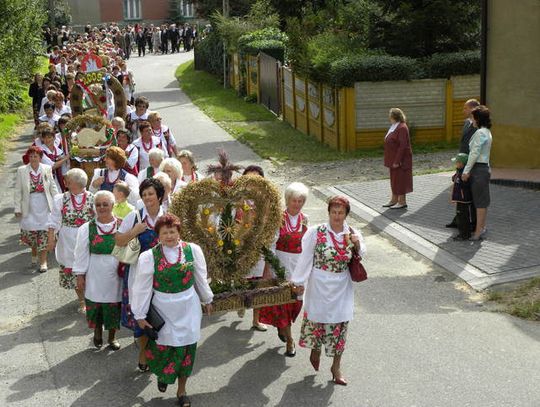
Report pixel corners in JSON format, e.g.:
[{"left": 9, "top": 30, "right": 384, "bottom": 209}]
[{"left": 334, "top": 172, "right": 540, "bottom": 279}]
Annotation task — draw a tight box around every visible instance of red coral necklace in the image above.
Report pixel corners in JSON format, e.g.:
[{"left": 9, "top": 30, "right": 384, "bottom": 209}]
[
  {"left": 160, "top": 244, "right": 182, "bottom": 266},
  {"left": 70, "top": 192, "right": 87, "bottom": 211},
  {"left": 328, "top": 230, "right": 347, "bottom": 255},
  {"left": 97, "top": 220, "right": 117, "bottom": 235},
  {"left": 284, "top": 211, "right": 302, "bottom": 233}
]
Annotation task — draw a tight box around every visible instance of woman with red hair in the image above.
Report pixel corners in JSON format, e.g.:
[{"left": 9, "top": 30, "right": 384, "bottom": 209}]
[
  {"left": 14, "top": 146, "right": 58, "bottom": 272},
  {"left": 131, "top": 213, "right": 213, "bottom": 405},
  {"left": 291, "top": 195, "right": 366, "bottom": 386}
]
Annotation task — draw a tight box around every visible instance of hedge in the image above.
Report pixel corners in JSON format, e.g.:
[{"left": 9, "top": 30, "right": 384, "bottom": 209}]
[
  {"left": 193, "top": 31, "right": 224, "bottom": 77},
  {"left": 325, "top": 50, "right": 481, "bottom": 87},
  {"left": 424, "top": 51, "right": 481, "bottom": 78},
  {"left": 237, "top": 28, "right": 287, "bottom": 61}
]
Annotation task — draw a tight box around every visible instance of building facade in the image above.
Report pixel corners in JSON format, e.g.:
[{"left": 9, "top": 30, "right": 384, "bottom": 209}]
[
  {"left": 485, "top": 0, "right": 540, "bottom": 169},
  {"left": 67, "top": 0, "right": 197, "bottom": 28}
]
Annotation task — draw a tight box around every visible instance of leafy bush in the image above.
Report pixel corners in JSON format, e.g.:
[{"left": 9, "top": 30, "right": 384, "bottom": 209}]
[
  {"left": 238, "top": 28, "right": 287, "bottom": 61},
  {"left": 424, "top": 50, "right": 481, "bottom": 78},
  {"left": 0, "top": 71, "right": 27, "bottom": 112},
  {"left": 328, "top": 54, "right": 421, "bottom": 87},
  {"left": 194, "top": 31, "right": 224, "bottom": 77}
]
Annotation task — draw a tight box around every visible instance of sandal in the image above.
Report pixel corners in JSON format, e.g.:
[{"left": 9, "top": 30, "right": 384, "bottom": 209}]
[{"left": 177, "top": 394, "right": 191, "bottom": 407}]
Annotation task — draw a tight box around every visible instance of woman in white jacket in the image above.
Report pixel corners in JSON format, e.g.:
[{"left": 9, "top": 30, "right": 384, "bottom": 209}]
[{"left": 14, "top": 146, "right": 58, "bottom": 272}]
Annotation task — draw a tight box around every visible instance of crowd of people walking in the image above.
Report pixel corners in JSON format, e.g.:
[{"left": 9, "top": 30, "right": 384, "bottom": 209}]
[{"left": 17, "top": 23, "right": 367, "bottom": 405}]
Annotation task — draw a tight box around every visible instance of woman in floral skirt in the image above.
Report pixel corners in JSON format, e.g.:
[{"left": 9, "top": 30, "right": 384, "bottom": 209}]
[
  {"left": 14, "top": 146, "right": 58, "bottom": 272},
  {"left": 291, "top": 195, "right": 366, "bottom": 386},
  {"left": 116, "top": 178, "right": 165, "bottom": 372},
  {"left": 73, "top": 191, "right": 122, "bottom": 350},
  {"left": 48, "top": 168, "right": 94, "bottom": 313},
  {"left": 132, "top": 213, "right": 213, "bottom": 406},
  {"left": 259, "top": 182, "right": 309, "bottom": 357}
]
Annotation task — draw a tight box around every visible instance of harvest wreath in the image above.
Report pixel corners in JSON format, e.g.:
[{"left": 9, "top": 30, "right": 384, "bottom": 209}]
[{"left": 169, "top": 152, "right": 296, "bottom": 312}]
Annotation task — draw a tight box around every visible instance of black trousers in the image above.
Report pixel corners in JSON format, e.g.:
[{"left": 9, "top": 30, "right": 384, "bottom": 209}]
[
  {"left": 456, "top": 202, "right": 475, "bottom": 238},
  {"left": 137, "top": 42, "right": 145, "bottom": 56}
]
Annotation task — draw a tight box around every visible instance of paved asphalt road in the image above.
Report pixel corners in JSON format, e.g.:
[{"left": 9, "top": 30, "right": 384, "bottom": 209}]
[{"left": 1, "top": 51, "right": 539, "bottom": 407}]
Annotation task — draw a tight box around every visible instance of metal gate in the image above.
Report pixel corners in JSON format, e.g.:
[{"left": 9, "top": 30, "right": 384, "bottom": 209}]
[{"left": 259, "top": 52, "right": 281, "bottom": 115}]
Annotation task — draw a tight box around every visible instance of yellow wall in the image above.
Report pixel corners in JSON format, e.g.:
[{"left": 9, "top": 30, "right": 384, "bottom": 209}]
[{"left": 487, "top": 0, "right": 540, "bottom": 168}]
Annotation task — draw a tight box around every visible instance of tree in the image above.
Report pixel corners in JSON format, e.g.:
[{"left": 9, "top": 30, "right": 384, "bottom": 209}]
[
  {"left": 369, "top": 0, "right": 481, "bottom": 57},
  {"left": 47, "top": 0, "right": 72, "bottom": 27},
  {"left": 187, "top": 0, "right": 253, "bottom": 18}
]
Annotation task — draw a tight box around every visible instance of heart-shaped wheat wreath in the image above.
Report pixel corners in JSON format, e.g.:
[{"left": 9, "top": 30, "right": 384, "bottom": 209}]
[{"left": 169, "top": 176, "right": 282, "bottom": 285}]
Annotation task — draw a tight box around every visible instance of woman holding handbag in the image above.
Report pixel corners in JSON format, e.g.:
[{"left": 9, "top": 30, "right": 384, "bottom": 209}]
[
  {"left": 291, "top": 195, "right": 366, "bottom": 386},
  {"left": 115, "top": 178, "right": 165, "bottom": 372},
  {"left": 73, "top": 191, "right": 122, "bottom": 350},
  {"left": 131, "top": 213, "right": 213, "bottom": 406}
]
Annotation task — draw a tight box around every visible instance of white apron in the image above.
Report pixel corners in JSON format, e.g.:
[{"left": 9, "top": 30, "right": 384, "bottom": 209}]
[
  {"left": 153, "top": 286, "right": 202, "bottom": 347},
  {"left": 305, "top": 268, "right": 354, "bottom": 323}
]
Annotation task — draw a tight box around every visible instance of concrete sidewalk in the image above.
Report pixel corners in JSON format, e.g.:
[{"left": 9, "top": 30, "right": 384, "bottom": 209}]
[{"left": 315, "top": 172, "right": 540, "bottom": 289}]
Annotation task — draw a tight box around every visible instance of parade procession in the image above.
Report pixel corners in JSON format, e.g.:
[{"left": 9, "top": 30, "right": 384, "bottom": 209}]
[
  {"left": 14, "top": 24, "right": 367, "bottom": 406},
  {"left": 3, "top": 1, "right": 540, "bottom": 407}
]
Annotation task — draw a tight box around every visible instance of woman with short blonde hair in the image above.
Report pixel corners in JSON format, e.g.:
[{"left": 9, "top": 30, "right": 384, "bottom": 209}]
[{"left": 159, "top": 158, "right": 186, "bottom": 194}]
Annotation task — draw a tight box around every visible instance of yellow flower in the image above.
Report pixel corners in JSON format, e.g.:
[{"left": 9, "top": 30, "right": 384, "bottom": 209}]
[
  {"left": 243, "top": 203, "right": 251, "bottom": 211},
  {"left": 203, "top": 208, "right": 210, "bottom": 215},
  {"left": 244, "top": 223, "right": 251, "bottom": 229},
  {"left": 233, "top": 239, "right": 240, "bottom": 246},
  {"left": 207, "top": 226, "right": 214, "bottom": 233},
  {"left": 218, "top": 240, "right": 224, "bottom": 246}
]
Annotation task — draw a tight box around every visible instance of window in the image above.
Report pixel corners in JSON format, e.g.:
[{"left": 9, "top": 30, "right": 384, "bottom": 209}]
[
  {"left": 124, "top": 0, "right": 141, "bottom": 20},
  {"left": 180, "top": 0, "right": 194, "bottom": 18}
]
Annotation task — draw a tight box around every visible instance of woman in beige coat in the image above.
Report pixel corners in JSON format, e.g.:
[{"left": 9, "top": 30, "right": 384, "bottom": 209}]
[{"left": 14, "top": 146, "right": 58, "bottom": 272}]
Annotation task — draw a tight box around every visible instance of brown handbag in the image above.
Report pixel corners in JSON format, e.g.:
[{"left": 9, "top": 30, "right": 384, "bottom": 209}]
[{"left": 348, "top": 227, "right": 368, "bottom": 282}]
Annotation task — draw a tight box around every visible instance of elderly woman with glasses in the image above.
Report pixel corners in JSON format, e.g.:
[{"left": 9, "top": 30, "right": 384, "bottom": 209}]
[
  {"left": 48, "top": 168, "right": 95, "bottom": 313},
  {"left": 126, "top": 96, "right": 149, "bottom": 136},
  {"left": 73, "top": 190, "right": 122, "bottom": 350},
  {"left": 292, "top": 196, "right": 366, "bottom": 386}
]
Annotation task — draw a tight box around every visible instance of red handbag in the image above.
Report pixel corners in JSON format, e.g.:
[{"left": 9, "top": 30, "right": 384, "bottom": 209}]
[{"left": 348, "top": 227, "right": 367, "bottom": 282}]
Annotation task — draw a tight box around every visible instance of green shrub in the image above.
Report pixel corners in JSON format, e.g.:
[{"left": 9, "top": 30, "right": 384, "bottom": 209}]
[
  {"left": 424, "top": 50, "right": 481, "bottom": 78},
  {"left": 328, "top": 54, "right": 421, "bottom": 87},
  {"left": 194, "top": 31, "right": 224, "bottom": 77},
  {"left": 238, "top": 28, "right": 287, "bottom": 61},
  {"left": 0, "top": 71, "right": 27, "bottom": 113}
]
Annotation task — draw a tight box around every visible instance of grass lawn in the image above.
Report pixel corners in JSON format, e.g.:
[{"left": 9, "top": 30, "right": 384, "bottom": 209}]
[
  {"left": 175, "top": 60, "right": 458, "bottom": 163},
  {"left": 0, "top": 113, "right": 26, "bottom": 164},
  {"left": 488, "top": 278, "right": 540, "bottom": 320}
]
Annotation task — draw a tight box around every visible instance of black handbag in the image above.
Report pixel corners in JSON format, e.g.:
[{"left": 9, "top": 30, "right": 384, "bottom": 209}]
[{"left": 145, "top": 296, "right": 165, "bottom": 340}]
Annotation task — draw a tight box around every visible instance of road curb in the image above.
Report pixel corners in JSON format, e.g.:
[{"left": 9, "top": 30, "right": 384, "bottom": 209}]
[{"left": 313, "top": 185, "right": 540, "bottom": 290}]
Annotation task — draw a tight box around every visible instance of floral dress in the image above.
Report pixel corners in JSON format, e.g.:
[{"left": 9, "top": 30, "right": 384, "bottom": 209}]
[
  {"left": 20, "top": 170, "right": 49, "bottom": 252},
  {"left": 292, "top": 224, "right": 365, "bottom": 357},
  {"left": 75, "top": 219, "right": 122, "bottom": 330},
  {"left": 259, "top": 211, "right": 308, "bottom": 328},
  {"left": 49, "top": 192, "right": 95, "bottom": 289}
]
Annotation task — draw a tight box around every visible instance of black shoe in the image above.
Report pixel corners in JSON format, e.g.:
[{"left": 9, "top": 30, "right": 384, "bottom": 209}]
[
  {"left": 445, "top": 222, "right": 458, "bottom": 228},
  {"left": 178, "top": 394, "right": 191, "bottom": 407},
  {"left": 93, "top": 336, "right": 103, "bottom": 349},
  {"left": 285, "top": 344, "right": 296, "bottom": 357},
  {"left": 157, "top": 381, "right": 167, "bottom": 393},
  {"left": 452, "top": 235, "right": 470, "bottom": 241},
  {"left": 138, "top": 363, "right": 149, "bottom": 372}
]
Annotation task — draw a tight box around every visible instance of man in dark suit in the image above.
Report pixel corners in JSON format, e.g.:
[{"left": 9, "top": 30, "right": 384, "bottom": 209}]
[
  {"left": 161, "top": 25, "right": 169, "bottom": 54},
  {"left": 123, "top": 29, "right": 132, "bottom": 60},
  {"left": 169, "top": 25, "right": 180, "bottom": 53},
  {"left": 446, "top": 99, "right": 480, "bottom": 228},
  {"left": 184, "top": 25, "right": 193, "bottom": 52}
]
